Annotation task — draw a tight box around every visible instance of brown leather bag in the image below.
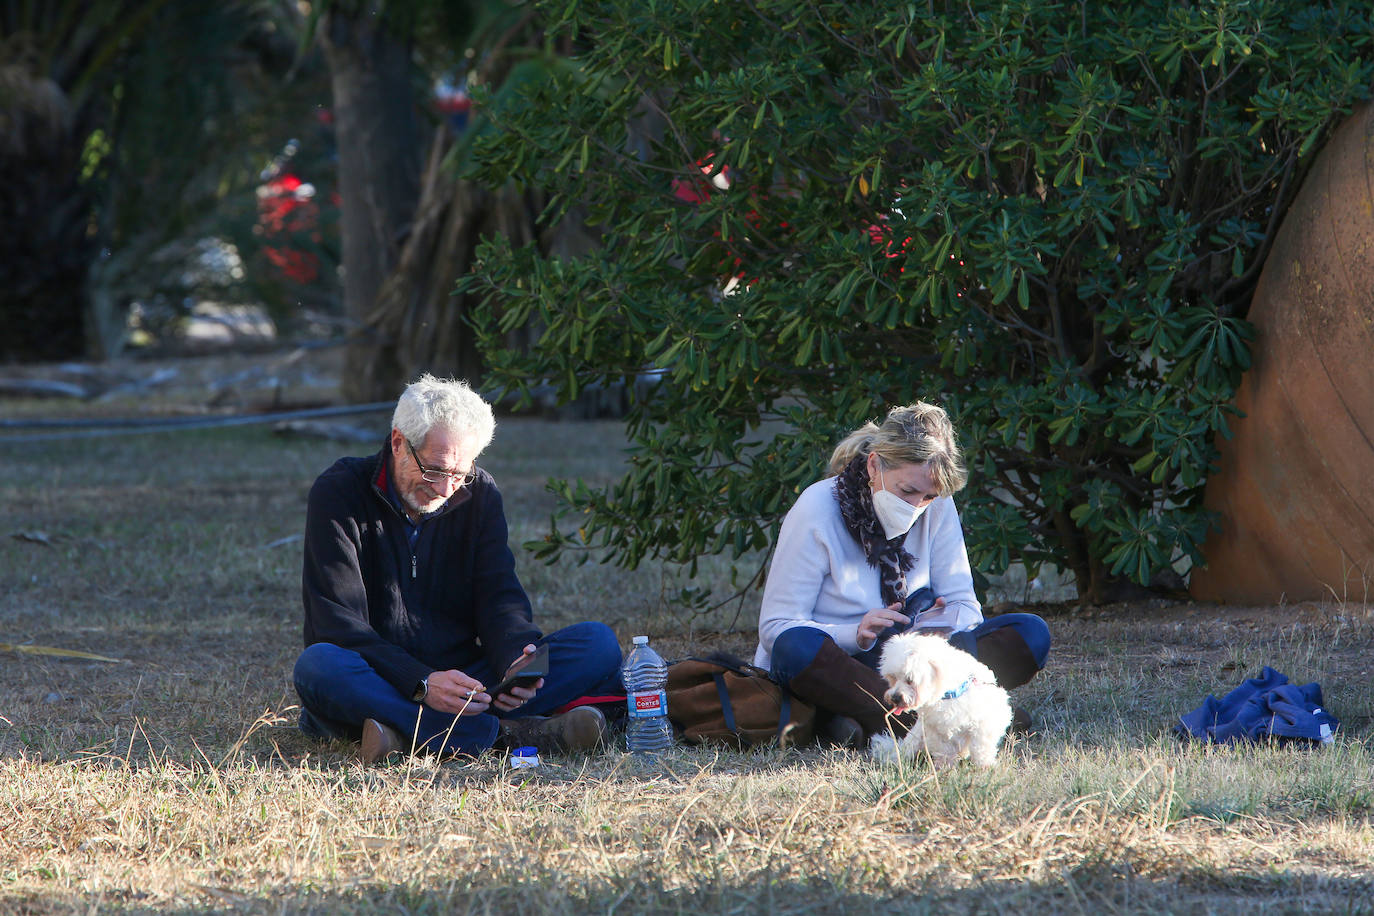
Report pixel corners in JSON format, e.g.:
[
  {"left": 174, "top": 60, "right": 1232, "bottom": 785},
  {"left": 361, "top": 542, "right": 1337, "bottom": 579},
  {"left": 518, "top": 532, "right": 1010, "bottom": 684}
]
[{"left": 665, "top": 655, "right": 815, "bottom": 748}]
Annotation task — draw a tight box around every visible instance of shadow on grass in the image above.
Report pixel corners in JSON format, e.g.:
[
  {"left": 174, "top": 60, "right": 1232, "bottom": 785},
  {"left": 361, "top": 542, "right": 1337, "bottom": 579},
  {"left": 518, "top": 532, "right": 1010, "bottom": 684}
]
[{"left": 13, "top": 870, "right": 1374, "bottom": 914}]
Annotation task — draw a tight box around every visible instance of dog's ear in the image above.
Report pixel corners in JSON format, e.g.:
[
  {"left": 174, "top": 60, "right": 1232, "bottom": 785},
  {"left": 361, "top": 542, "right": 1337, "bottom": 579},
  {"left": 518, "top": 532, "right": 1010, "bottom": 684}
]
[
  {"left": 899, "top": 648, "right": 932, "bottom": 707},
  {"left": 913, "top": 654, "right": 946, "bottom": 707},
  {"left": 877, "top": 638, "right": 901, "bottom": 679}
]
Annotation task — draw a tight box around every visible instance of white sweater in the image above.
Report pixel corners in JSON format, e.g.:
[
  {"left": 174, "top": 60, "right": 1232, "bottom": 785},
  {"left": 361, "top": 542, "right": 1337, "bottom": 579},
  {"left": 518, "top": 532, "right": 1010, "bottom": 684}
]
[{"left": 753, "top": 476, "right": 983, "bottom": 670}]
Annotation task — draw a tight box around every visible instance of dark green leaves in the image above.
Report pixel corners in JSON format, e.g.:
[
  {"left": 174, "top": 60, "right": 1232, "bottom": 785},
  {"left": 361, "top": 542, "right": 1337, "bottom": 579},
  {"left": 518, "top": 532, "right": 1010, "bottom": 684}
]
[{"left": 461, "top": 0, "right": 1374, "bottom": 600}]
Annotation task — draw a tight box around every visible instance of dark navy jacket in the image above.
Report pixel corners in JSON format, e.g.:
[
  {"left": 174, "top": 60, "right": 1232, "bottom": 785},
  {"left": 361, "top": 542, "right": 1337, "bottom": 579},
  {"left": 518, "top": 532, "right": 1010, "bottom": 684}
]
[
  {"left": 1175, "top": 666, "right": 1338, "bottom": 745},
  {"left": 301, "top": 444, "right": 540, "bottom": 698}
]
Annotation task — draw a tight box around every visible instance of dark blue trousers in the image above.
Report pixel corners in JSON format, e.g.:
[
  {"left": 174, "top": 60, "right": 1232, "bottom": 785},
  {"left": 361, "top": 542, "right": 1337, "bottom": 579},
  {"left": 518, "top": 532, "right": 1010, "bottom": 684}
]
[
  {"left": 771, "top": 613, "right": 1050, "bottom": 686},
  {"left": 293, "top": 621, "right": 623, "bottom": 756}
]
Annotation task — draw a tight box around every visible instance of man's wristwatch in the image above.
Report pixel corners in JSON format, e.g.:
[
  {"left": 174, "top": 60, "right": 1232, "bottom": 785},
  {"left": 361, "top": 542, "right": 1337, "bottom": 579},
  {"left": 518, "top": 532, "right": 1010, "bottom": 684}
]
[{"left": 411, "top": 676, "right": 429, "bottom": 703}]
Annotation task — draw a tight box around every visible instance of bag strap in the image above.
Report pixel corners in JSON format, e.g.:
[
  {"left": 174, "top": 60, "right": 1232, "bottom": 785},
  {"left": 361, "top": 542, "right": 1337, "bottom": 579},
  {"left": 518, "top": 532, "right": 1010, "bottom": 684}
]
[
  {"left": 776, "top": 689, "right": 793, "bottom": 743},
  {"left": 711, "top": 672, "right": 739, "bottom": 736},
  {"left": 686, "top": 658, "right": 798, "bottom": 747}
]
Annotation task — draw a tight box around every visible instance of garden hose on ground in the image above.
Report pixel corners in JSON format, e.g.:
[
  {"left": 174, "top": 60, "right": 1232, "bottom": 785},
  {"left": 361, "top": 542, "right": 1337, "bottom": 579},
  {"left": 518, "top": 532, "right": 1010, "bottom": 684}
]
[{"left": 0, "top": 402, "right": 395, "bottom": 443}]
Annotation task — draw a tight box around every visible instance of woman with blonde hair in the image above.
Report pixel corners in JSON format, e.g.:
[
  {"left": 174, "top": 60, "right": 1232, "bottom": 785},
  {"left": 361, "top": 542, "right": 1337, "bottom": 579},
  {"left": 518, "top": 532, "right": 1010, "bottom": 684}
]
[{"left": 754, "top": 402, "right": 1049, "bottom": 746}]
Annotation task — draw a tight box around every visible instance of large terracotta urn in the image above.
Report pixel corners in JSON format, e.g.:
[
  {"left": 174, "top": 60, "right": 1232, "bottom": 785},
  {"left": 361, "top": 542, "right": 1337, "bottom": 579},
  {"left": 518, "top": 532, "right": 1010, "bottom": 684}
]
[{"left": 1190, "top": 104, "right": 1374, "bottom": 604}]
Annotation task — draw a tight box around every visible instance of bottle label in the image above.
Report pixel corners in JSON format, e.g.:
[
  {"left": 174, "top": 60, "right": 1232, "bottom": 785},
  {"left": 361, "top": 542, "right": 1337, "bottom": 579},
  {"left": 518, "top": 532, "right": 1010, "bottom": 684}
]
[{"left": 627, "top": 689, "right": 667, "bottom": 718}]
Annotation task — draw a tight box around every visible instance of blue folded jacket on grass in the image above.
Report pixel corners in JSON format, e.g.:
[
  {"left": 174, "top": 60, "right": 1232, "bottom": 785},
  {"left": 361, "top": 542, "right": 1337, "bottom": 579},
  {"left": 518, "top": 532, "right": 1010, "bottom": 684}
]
[{"left": 1175, "top": 665, "right": 1339, "bottom": 745}]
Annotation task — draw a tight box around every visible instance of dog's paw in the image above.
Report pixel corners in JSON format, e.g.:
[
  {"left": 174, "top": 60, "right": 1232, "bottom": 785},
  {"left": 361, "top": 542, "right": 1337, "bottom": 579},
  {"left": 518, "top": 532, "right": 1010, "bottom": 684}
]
[
  {"left": 868, "top": 733, "right": 902, "bottom": 765},
  {"left": 968, "top": 740, "right": 1002, "bottom": 768}
]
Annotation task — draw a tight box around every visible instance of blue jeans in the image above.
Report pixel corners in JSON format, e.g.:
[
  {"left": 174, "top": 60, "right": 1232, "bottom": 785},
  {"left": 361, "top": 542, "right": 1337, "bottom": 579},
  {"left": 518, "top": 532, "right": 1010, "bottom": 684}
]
[
  {"left": 293, "top": 621, "right": 623, "bottom": 756},
  {"left": 771, "top": 613, "right": 1051, "bottom": 686}
]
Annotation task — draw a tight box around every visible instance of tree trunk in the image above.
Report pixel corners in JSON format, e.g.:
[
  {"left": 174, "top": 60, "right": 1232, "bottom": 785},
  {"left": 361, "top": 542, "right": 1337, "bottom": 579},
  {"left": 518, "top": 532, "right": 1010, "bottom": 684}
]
[
  {"left": 370, "top": 130, "right": 504, "bottom": 390},
  {"left": 318, "top": 7, "right": 420, "bottom": 403},
  {"left": 320, "top": 10, "right": 598, "bottom": 403},
  {"left": 363, "top": 128, "right": 595, "bottom": 395}
]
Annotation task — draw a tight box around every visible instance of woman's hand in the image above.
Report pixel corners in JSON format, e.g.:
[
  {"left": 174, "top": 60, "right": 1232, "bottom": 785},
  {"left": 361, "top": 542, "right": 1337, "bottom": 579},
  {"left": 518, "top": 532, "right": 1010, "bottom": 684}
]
[
  {"left": 911, "top": 596, "right": 947, "bottom": 624},
  {"left": 857, "top": 602, "right": 910, "bottom": 650}
]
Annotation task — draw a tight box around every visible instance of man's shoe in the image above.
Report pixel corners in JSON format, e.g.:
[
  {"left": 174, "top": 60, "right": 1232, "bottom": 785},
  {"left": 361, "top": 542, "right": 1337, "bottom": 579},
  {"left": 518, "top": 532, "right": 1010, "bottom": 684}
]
[
  {"left": 497, "top": 706, "right": 608, "bottom": 755},
  {"left": 360, "top": 717, "right": 405, "bottom": 765},
  {"left": 1011, "top": 706, "right": 1033, "bottom": 734}
]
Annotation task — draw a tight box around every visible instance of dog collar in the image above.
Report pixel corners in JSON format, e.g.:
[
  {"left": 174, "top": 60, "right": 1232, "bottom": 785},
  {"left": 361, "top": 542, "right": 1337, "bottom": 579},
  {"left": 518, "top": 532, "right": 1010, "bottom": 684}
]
[{"left": 941, "top": 677, "right": 979, "bottom": 700}]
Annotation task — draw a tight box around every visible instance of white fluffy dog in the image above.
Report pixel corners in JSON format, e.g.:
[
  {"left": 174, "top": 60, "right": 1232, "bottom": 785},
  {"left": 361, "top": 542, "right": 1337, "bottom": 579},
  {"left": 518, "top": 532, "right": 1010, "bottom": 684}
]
[{"left": 869, "top": 633, "right": 1012, "bottom": 768}]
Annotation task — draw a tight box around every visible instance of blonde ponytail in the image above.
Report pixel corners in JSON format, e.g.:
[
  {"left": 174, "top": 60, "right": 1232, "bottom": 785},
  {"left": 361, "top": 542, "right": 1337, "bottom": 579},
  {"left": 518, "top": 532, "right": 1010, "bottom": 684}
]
[{"left": 827, "top": 422, "right": 880, "bottom": 475}]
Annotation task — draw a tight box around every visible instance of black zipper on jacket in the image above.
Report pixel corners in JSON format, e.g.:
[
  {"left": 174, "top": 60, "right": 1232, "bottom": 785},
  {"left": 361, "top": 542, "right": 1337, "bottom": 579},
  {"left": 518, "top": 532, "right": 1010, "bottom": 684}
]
[
  {"left": 369, "top": 480, "right": 420, "bottom": 582},
  {"left": 369, "top": 464, "right": 422, "bottom": 583}
]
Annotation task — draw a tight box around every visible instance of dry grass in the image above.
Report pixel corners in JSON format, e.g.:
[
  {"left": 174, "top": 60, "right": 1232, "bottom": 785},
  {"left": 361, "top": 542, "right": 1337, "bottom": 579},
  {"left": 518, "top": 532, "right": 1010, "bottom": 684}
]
[{"left": 2, "top": 349, "right": 1373, "bottom": 913}]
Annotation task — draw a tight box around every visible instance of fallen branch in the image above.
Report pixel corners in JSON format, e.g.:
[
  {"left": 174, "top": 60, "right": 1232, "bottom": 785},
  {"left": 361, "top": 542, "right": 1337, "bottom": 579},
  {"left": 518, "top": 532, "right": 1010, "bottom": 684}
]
[{"left": 0, "top": 644, "right": 123, "bottom": 663}]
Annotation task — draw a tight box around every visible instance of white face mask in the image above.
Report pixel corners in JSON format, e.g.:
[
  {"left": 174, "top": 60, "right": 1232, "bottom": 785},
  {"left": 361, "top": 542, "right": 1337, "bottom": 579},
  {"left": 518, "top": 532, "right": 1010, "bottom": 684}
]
[{"left": 872, "top": 465, "right": 926, "bottom": 540}]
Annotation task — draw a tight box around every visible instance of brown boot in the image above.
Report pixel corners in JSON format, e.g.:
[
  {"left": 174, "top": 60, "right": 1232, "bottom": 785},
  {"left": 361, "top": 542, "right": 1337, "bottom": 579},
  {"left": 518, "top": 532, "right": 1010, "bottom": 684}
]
[
  {"left": 786, "top": 639, "right": 908, "bottom": 739},
  {"left": 975, "top": 627, "right": 1040, "bottom": 689},
  {"left": 496, "top": 706, "right": 608, "bottom": 755}
]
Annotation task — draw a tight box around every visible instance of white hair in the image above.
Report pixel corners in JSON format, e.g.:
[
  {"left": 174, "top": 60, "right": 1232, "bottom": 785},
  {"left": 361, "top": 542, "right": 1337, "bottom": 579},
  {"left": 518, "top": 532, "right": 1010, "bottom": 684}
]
[{"left": 391, "top": 373, "right": 495, "bottom": 452}]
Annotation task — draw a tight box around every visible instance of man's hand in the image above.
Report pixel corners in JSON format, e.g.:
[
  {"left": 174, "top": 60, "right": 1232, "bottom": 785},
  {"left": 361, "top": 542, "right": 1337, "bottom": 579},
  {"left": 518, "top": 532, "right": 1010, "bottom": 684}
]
[
  {"left": 491, "top": 643, "right": 545, "bottom": 713},
  {"left": 422, "top": 669, "right": 492, "bottom": 716},
  {"left": 857, "top": 603, "right": 910, "bottom": 651}
]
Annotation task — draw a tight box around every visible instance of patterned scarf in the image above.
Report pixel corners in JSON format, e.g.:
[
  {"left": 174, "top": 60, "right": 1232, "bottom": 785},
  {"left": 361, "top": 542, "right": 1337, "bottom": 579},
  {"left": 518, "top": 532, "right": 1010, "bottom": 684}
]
[{"left": 833, "top": 455, "right": 913, "bottom": 607}]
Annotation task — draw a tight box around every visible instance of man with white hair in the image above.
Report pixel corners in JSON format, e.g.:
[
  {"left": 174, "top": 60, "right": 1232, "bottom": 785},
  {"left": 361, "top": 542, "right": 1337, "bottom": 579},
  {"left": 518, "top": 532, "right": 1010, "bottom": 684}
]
[{"left": 292, "top": 374, "right": 622, "bottom": 763}]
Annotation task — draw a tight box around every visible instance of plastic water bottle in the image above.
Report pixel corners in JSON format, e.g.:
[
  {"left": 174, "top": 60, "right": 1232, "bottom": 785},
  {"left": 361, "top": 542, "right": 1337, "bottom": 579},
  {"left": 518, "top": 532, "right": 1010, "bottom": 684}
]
[{"left": 622, "top": 635, "right": 673, "bottom": 754}]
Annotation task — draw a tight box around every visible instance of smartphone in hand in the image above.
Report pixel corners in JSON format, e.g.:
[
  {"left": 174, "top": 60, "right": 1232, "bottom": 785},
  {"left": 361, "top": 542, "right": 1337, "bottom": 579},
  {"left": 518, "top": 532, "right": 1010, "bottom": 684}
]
[
  {"left": 904, "top": 587, "right": 952, "bottom": 636},
  {"left": 903, "top": 587, "right": 937, "bottom": 617},
  {"left": 486, "top": 644, "right": 550, "bottom": 697}
]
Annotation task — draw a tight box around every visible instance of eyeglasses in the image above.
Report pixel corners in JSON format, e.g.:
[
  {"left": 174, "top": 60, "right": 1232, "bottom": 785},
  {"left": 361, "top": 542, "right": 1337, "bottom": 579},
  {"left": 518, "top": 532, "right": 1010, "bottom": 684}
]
[{"left": 406, "top": 440, "right": 477, "bottom": 487}]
